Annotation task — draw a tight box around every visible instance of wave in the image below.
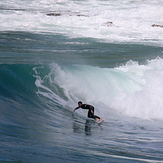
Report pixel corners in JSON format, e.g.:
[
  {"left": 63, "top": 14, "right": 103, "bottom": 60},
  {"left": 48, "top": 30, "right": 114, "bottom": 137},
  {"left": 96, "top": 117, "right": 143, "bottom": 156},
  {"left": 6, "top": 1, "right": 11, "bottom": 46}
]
[
  {"left": 34, "top": 58, "right": 163, "bottom": 120},
  {"left": 1, "top": 58, "right": 163, "bottom": 123}
]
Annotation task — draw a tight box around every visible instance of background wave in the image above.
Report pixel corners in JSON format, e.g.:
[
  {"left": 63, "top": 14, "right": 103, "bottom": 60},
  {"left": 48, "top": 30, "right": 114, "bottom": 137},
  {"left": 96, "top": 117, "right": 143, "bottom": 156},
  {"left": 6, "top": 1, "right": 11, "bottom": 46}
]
[{"left": 1, "top": 0, "right": 163, "bottom": 45}]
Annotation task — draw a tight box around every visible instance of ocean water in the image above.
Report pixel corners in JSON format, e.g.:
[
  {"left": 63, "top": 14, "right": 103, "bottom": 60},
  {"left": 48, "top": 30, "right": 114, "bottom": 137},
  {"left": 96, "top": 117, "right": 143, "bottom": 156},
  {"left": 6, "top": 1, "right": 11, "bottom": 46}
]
[{"left": 1, "top": 0, "right": 163, "bottom": 162}]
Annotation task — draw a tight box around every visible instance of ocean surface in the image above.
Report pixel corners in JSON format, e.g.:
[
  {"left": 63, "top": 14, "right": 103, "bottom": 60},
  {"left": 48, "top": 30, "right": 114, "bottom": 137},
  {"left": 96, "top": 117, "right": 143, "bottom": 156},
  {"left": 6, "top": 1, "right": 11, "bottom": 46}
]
[{"left": 1, "top": 0, "right": 163, "bottom": 162}]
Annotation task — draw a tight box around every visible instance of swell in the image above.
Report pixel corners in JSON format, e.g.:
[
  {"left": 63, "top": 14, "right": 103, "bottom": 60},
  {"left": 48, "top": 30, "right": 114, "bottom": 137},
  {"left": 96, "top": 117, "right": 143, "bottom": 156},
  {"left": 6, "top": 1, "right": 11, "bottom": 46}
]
[
  {"left": 0, "top": 64, "right": 37, "bottom": 104},
  {"left": 0, "top": 64, "right": 48, "bottom": 134},
  {"left": 0, "top": 64, "right": 72, "bottom": 148}
]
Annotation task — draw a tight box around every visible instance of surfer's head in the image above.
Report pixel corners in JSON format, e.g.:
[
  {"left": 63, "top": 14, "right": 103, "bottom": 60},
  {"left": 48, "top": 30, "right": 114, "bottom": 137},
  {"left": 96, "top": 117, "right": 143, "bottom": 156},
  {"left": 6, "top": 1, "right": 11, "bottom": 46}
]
[{"left": 78, "top": 101, "right": 82, "bottom": 106}]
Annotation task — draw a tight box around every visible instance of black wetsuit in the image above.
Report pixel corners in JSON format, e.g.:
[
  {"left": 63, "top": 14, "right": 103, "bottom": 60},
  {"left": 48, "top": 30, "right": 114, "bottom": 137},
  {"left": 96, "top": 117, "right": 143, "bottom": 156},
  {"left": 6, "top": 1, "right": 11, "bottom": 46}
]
[{"left": 74, "top": 104, "right": 100, "bottom": 120}]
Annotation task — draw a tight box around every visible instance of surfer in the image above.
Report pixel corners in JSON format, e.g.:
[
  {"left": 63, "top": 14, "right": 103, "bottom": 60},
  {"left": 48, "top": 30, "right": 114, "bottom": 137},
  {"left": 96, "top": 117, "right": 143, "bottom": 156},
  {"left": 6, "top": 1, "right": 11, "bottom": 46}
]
[{"left": 73, "top": 101, "right": 103, "bottom": 123}]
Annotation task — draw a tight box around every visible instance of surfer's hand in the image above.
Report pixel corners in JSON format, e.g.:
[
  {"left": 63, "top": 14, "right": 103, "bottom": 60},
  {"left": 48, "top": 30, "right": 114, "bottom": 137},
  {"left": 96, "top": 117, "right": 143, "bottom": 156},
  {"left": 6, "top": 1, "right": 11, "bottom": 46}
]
[{"left": 73, "top": 109, "right": 75, "bottom": 112}]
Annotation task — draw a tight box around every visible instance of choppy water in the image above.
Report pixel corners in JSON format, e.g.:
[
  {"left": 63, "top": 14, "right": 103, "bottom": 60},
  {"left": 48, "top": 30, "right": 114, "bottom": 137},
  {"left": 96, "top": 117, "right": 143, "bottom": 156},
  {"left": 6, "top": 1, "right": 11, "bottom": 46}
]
[{"left": 1, "top": 0, "right": 163, "bottom": 162}]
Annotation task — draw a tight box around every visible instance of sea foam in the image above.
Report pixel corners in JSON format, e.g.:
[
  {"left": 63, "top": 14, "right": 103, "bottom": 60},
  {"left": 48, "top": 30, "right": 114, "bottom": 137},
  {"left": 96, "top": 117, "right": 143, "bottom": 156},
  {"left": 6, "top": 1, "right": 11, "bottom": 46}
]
[{"left": 1, "top": 0, "right": 163, "bottom": 46}]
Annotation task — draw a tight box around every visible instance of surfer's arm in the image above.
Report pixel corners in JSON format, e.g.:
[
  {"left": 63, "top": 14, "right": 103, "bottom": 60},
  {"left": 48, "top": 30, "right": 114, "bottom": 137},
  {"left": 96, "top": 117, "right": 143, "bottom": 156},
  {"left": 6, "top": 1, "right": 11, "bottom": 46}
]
[{"left": 73, "top": 106, "right": 80, "bottom": 112}]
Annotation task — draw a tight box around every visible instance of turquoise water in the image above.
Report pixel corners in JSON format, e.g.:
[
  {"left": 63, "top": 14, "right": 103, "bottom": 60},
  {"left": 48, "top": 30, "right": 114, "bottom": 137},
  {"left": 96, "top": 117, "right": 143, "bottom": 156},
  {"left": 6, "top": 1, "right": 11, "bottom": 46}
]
[{"left": 1, "top": 0, "right": 163, "bottom": 162}]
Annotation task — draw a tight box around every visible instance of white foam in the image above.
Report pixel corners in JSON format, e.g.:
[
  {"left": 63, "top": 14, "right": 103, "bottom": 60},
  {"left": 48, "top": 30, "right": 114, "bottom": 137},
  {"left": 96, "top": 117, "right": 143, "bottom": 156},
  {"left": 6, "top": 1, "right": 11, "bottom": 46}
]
[
  {"left": 44, "top": 58, "right": 163, "bottom": 120},
  {"left": 1, "top": 0, "right": 163, "bottom": 45},
  {"left": 109, "top": 58, "right": 163, "bottom": 120}
]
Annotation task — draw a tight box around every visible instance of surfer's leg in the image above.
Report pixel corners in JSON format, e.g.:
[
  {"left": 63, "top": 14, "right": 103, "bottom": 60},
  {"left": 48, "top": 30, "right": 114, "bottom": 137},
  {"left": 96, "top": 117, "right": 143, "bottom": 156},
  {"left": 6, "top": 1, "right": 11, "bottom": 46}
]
[
  {"left": 88, "top": 108, "right": 100, "bottom": 120},
  {"left": 88, "top": 108, "right": 96, "bottom": 119},
  {"left": 94, "top": 115, "right": 100, "bottom": 120},
  {"left": 88, "top": 110, "right": 94, "bottom": 118},
  {"left": 88, "top": 112, "right": 103, "bottom": 122}
]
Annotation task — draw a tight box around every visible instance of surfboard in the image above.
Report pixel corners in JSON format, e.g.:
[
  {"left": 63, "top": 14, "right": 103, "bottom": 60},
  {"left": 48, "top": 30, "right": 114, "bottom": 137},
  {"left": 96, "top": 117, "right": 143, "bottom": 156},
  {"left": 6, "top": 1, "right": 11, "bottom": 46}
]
[{"left": 95, "top": 118, "right": 104, "bottom": 124}]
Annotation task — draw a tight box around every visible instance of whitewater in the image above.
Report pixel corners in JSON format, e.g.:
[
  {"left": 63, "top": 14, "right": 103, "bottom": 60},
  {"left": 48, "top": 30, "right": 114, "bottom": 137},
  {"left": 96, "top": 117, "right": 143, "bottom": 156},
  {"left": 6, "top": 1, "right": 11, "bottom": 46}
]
[
  {"left": 1, "top": 0, "right": 163, "bottom": 162},
  {"left": 1, "top": 0, "right": 163, "bottom": 46}
]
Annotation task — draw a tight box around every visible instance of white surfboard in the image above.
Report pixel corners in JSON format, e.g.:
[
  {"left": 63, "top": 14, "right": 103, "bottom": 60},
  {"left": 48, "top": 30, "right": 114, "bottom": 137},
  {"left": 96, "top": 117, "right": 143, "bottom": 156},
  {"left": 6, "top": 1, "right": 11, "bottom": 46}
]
[{"left": 95, "top": 118, "right": 104, "bottom": 123}]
